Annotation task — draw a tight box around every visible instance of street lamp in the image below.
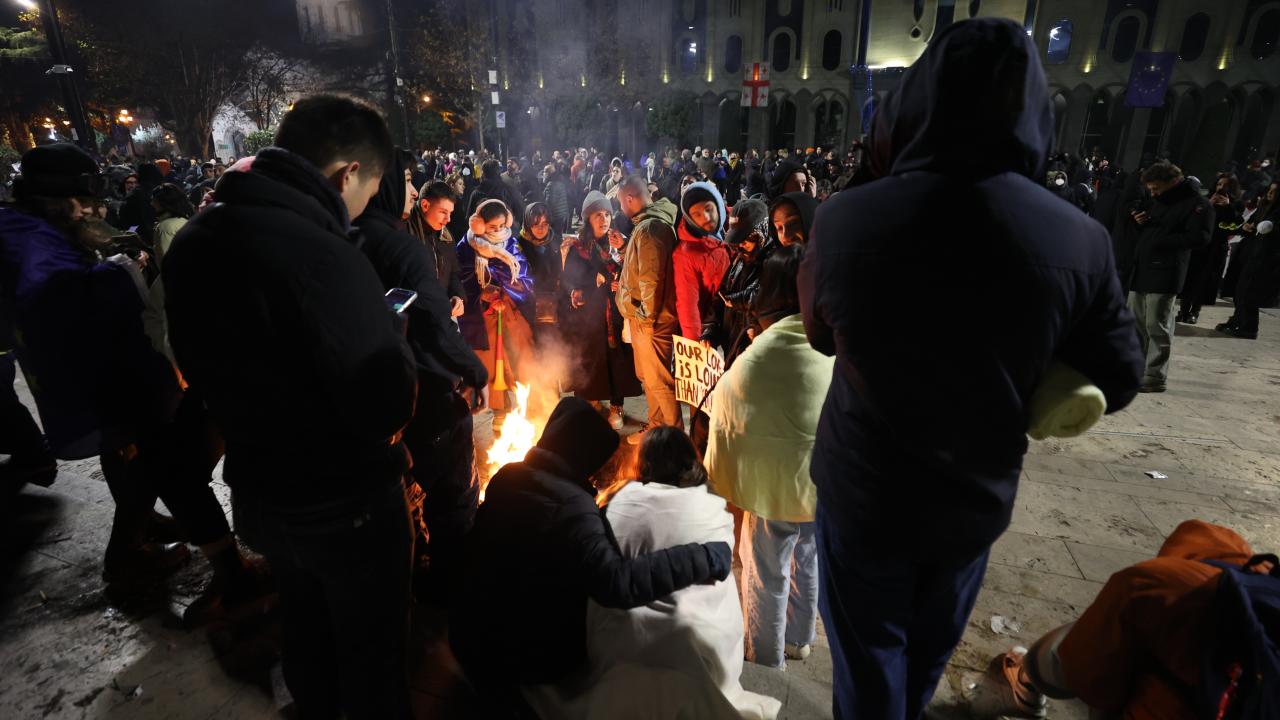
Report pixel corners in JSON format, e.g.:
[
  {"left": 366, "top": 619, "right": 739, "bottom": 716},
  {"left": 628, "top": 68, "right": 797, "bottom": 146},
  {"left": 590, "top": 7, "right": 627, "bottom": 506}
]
[
  {"left": 421, "top": 95, "right": 431, "bottom": 104},
  {"left": 16, "top": 0, "right": 94, "bottom": 152}
]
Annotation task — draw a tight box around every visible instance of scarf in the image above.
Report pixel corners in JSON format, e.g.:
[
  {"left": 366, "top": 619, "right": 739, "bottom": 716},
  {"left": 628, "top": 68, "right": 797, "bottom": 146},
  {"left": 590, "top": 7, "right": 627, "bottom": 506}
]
[{"left": 466, "top": 226, "right": 521, "bottom": 288}]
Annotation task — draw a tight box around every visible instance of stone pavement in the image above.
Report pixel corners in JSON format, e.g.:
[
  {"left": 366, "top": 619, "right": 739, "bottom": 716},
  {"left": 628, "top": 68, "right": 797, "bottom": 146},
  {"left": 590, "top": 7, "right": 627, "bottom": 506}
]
[{"left": 2, "top": 302, "right": 1279, "bottom": 719}]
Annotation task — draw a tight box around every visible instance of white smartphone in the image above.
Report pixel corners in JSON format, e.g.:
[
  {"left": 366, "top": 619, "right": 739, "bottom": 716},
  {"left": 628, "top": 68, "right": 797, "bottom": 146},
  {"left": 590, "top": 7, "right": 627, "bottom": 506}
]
[{"left": 384, "top": 288, "right": 418, "bottom": 314}]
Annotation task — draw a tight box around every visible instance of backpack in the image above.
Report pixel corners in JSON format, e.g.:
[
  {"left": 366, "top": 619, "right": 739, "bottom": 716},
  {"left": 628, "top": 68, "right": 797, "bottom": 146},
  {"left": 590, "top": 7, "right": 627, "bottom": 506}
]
[{"left": 1199, "top": 554, "right": 1280, "bottom": 720}]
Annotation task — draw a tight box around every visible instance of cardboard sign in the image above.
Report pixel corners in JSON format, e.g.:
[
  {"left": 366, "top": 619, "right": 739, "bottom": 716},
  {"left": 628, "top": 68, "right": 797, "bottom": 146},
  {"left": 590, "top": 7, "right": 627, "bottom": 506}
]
[{"left": 673, "top": 335, "right": 725, "bottom": 413}]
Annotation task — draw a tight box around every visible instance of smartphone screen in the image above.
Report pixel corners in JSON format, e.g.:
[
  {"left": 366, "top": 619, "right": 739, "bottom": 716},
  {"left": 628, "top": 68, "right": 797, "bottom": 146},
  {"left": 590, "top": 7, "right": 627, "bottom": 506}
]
[{"left": 384, "top": 288, "right": 418, "bottom": 314}]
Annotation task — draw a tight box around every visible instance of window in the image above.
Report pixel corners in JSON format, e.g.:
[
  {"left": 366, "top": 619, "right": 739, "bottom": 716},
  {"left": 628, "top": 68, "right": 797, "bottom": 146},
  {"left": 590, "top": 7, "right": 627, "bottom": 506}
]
[
  {"left": 680, "top": 39, "right": 698, "bottom": 75},
  {"left": 771, "top": 33, "right": 792, "bottom": 72},
  {"left": 1046, "top": 19, "right": 1072, "bottom": 64},
  {"left": 822, "top": 30, "right": 842, "bottom": 71},
  {"left": 1178, "top": 13, "right": 1210, "bottom": 61},
  {"left": 725, "top": 35, "right": 743, "bottom": 74},
  {"left": 1111, "top": 16, "right": 1141, "bottom": 63},
  {"left": 1252, "top": 9, "right": 1280, "bottom": 60}
]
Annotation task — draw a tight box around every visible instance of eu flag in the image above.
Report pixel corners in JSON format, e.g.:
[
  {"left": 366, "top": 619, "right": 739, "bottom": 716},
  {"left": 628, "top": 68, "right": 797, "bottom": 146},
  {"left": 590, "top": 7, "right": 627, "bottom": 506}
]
[{"left": 1124, "top": 51, "right": 1176, "bottom": 108}]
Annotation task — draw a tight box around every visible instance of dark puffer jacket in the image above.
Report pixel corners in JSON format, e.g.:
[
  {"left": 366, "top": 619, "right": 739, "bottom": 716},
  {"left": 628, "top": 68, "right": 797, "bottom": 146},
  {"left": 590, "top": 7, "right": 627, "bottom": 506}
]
[
  {"left": 1123, "top": 179, "right": 1214, "bottom": 295},
  {"left": 800, "top": 18, "right": 1144, "bottom": 564},
  {"left": 164, "top": 147, "right": 417, "bottom": 508},
  {"left": 450, "top": 397, "right": 731, "bottom": 685}
]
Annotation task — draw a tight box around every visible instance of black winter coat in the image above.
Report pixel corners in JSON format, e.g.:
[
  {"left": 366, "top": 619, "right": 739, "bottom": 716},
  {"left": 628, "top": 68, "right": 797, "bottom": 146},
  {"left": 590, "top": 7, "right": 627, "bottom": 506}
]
[
  {"left": 543, "top": 177, "right": 571, "bottom": 232},
  {"left": 355, "top": 156, "right": 487, "bottom": 399},
  {"left": 451, "top": 445, "right": 729, "bottom": 685},
  {"left": 800, "top": 19, "right": 1143, "bottom": 565},
  {"left": 1234, "top": 204, "right": 1280, "bottom": 308},
  {"left": 163, "top": 147, "right": 417, "bottom": 508},
  {"left": 467, "top": 177, "right": 526, "bottom": 230},
  {"left": 1123, "top": 180, "right": 1214, "bottom": 295}
]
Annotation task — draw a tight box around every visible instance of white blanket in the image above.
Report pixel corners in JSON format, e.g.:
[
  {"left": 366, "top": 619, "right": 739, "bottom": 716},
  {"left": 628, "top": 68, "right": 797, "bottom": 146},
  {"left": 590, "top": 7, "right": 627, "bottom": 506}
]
[{"left": 523, "top": 482, "right": 781, "bottom": 720}]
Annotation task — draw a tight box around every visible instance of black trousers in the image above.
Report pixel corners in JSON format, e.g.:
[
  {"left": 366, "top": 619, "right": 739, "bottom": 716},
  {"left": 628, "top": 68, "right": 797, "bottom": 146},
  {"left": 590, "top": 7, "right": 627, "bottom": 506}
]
[
  {"left": 0, "top": 353, "right": 46, "bottom": 457},
  {"left": 404, "top": 389, "right": 477, "bottom": 589},
  {"left": 100, "top": 392, "right": 230, "bottom": 550},
  {"left": 236, "top": 481, "right": 413, "bottom": 720}
]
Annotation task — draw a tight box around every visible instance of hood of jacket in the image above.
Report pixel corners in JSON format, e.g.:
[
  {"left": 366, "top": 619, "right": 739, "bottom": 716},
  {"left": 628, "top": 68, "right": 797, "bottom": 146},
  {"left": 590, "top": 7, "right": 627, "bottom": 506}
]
[
  {"left": 529, "top": 396, "right": 620, "bottom": 486},
  {"left": 679, "top": 181, "right": 726, "bottom": 239},
  {"left": 867, "top": 18, "right": 1053, "bottom": 181},
  {"left": 214, "top": 147, "right": 351, "bottom": 236},
  {"left": 362, "top": 148, "right": 411, "bottom": 228},
  {"left": 635, "top": 197, "right": 679, "bottom": 228},
  {"left": 771, "top": 191, "right": 818, "bottom": 240}
]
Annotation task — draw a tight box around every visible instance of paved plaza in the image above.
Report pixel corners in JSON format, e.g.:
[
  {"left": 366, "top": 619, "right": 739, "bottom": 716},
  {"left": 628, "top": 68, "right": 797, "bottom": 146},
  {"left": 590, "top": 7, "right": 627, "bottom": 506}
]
[{"left": 2, "top": 302, "right": 1279, "bottom": 719}]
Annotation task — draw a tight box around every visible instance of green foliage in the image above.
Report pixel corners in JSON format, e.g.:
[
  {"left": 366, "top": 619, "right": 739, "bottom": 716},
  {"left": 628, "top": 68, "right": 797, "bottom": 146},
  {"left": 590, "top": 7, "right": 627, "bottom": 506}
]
[
  {"left": 551, "top": 95, "right": 607, "bottom": 150},
  {"left": 0, "top": 27, "right": 47, "bottom": 59},
  {"left": 411, "top": 112, "right": 453, "bottom": 149},
  {"left": 645, "top": 91, "right": 700, "bottom": 146},
  {"left": 0, "top": 144, "right": 20, "bottom": 166},
  {"left": 243, "top": 129, "right": 275, "bottom": 155}
]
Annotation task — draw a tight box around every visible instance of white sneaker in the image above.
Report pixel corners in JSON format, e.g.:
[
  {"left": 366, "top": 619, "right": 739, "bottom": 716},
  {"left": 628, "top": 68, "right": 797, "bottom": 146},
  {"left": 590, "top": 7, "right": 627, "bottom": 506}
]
[
  {"left": 609, "top": 406, "right": 625, "bottom": 430},
  {"left": 784, "top": 643, "right": 812, "bottom": 661}
]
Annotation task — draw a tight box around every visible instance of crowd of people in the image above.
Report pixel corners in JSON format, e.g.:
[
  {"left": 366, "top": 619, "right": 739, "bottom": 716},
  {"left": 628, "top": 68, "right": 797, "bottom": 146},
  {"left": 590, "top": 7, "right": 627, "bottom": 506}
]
[{"left": 1, "top": 16, "right": 1278, "bottom": 720}]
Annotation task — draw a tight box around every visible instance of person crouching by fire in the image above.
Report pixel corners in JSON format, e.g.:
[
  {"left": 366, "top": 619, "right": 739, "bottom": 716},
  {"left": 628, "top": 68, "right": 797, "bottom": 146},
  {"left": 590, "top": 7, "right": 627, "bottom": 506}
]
[
  {"left": 451, "top": 396, "right": 732, "bottom": 716},
  {"left": 456, "top": 199, "right": 536, "bottom": 412}
]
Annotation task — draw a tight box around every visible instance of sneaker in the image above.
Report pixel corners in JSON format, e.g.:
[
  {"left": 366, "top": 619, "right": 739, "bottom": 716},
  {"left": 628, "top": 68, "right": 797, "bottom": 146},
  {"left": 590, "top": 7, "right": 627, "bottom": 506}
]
[
  {"left": 625, "top": 424, "right": 650, "bottom": 445},
  {"left": 970, "top": 651, "right": 1048, "bottom": 719},
  {"left": 784, "top": 643, "right": 812, "bottom": 661},
  {"left": 609, "top": 406, "right": 625, "bottom": 431}
]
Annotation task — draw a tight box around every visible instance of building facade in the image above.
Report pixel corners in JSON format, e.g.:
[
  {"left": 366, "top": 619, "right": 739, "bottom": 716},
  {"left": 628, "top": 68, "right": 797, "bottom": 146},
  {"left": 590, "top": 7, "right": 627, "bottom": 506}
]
[{"left": 472, "top": 0, "right": 1277, "bottom": 176}]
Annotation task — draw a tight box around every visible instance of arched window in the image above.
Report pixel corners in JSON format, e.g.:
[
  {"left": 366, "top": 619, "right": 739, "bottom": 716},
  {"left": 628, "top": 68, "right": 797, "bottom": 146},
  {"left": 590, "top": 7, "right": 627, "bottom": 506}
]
[
  {"left": 1112, "top": 16, "right": 1141, "bottom": 63},
  {"left": 822, "top": 30, "right": 842, "bottom": 70},
  {"left": 680, "top": 38, "right": 698, "bottom": 74},
  {"left": 771, "top": 33, "right": 792, "bottom": 72},
  {"left": 725, "top": 35, "right": 743, "bottom": 74},
  {"left": 1252, "top": 9, "right": 1280, "bottom": 60},
  {"left": 1080, "top": 92, "right": 1111, "bottom": 156},
  {"left": 1178, "top": 13, "right": 1210, "bottom": 62},
  {"left": 1046, "top": 19, "right": 1072, "bottom": 64},
  {"left": 771, "top": 97, "right": 797, "bottom": 149}
]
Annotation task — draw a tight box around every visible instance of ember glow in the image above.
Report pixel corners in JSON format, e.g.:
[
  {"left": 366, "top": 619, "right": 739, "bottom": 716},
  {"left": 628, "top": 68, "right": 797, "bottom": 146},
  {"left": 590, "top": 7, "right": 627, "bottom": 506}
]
[{"left": 483, "top": 382, "right": 537, "bottom": 500}]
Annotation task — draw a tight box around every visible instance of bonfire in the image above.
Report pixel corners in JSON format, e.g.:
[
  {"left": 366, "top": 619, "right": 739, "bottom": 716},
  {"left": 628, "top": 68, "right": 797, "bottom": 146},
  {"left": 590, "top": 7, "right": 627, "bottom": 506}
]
[{"left": 483, "top": 382, "right": 537, "bottom": 501}]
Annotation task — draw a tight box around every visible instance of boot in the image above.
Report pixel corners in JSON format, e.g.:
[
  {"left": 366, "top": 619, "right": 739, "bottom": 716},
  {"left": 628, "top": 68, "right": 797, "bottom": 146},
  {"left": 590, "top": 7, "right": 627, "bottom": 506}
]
[
  {"left": 182, "top": 544, "right": 276, "bottom": 629},
  {"left": 103, "top": 541, "right": 191, "bottom": 586}
]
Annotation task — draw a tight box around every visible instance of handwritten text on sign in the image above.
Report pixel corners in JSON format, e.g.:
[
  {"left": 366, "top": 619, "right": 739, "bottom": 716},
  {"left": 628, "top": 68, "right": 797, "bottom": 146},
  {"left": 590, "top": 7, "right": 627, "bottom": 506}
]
[{"left": 673, "top": 335, "right": 725, "bottom": 412}]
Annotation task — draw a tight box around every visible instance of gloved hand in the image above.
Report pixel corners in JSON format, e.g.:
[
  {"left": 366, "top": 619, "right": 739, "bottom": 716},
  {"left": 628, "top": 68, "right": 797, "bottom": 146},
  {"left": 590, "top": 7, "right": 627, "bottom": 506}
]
[{"left": 703, "top": 541, "right": 733, "bottom": 582}]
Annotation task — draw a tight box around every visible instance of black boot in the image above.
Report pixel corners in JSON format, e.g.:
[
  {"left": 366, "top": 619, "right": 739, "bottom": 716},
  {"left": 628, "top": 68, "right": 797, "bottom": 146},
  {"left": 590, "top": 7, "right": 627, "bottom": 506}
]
[
  {"left": 182, "top": 545, "right": 276, "bottom": 629},
  {"left": 103, "top": 541, "right": 191, "bottom": 586}
]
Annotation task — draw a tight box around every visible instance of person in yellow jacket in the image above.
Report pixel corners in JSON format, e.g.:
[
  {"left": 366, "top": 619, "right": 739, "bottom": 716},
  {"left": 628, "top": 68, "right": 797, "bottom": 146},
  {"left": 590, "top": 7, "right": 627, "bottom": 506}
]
[{"left": 705, "top": 244, "right": 832, "bottom": 669}]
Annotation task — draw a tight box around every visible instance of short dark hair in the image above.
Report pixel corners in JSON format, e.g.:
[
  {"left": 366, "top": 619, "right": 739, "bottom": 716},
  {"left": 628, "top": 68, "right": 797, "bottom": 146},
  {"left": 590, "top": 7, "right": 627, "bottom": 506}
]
[
  {"left": 474, "top": 199, "right": 510, "bottom": 223},
  {"left": 1141, "top": 161, "right": 1183, "bottom": 184},
  {"left": 152, "top": 182, "right": 195, "bottom": 220},
  {"left": 637, "top": 426, "right": 707, "bottom": 488},
  {"left": 618, "top": 175, "right": 650, "bottom": 201},
  {"left": 481, "top": 159, "right": 502, "bottom": 179},
  {"left": 420, "top": 180, "right": 457, "bottom": 204},
  {"left": 273, "top": 94, "right": 393, "bottom": 176}
]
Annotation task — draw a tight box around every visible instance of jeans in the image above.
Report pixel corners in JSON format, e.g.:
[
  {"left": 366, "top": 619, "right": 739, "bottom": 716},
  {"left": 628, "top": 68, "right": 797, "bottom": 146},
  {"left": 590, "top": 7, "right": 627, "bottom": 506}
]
[
  {"left": 1127, "top": 292, "right": 1177, "bottom": 386},
  {"left": 741, "top": 514, "right": 819, "bottom": 668},
  {"left": 816, "top": 502, "right": 989, "bottom": 720},
  {"left": 0, "top": 352, "right": 46, "bottom": 457},
  {"left": 629, "top": 320, "right": 679, "bottom": 427},
  {"left": 236, "top": 480, "right": 413, "bottom": 720}
]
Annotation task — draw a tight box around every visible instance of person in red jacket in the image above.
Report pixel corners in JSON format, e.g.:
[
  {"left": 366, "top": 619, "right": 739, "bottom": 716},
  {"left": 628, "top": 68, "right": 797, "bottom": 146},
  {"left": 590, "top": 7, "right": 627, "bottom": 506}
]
[{"left": 673, "top": 182, "right": 730, "bottom": 340}]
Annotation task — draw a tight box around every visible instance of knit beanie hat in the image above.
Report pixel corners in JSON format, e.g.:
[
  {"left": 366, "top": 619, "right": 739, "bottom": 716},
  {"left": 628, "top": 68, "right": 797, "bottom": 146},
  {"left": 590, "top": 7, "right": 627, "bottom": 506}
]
[
  {"left": 14, "top": 143, "right": 104, "bottom": 200},
  {"left": 581, "top": 190, "right": 611, "bottom": 219}
]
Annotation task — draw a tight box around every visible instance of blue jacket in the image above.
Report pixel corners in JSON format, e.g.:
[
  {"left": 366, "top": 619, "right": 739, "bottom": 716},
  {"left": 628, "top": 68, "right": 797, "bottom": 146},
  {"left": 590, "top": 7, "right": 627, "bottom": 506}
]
[
  {"left": 0, "top": 208, "right": 179, "bottom": 458},
  {"left": 455, "top": 232, "right": 535, "bottom": 350},
  {"left": 799, "top": 19, "right": 1144, "bottom": 564}
]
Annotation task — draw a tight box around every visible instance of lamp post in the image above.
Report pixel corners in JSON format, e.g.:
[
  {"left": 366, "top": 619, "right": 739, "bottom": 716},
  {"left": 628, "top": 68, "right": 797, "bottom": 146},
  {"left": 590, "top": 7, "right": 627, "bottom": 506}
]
[{"left": 19, "top": 0, "right": 95, "bottom": 152}]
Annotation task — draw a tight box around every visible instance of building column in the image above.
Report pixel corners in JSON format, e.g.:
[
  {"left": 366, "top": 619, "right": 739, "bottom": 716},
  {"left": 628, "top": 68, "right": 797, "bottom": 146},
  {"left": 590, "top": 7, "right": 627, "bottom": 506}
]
[
  {"left": 795, "top": 92, "right": 815, "bottom": 149},
  {"left": 701, "top": 95, "right": 719, "bottom": 149},
  {"left": 748, "top": 105, "right": 769, "bottom": 152}
]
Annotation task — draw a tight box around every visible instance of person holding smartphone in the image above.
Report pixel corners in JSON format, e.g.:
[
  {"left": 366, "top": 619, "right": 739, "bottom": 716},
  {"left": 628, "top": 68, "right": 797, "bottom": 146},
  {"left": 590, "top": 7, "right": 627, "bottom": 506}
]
[{"left": 356, "top": 149, "right": 491, "bottom": 602}]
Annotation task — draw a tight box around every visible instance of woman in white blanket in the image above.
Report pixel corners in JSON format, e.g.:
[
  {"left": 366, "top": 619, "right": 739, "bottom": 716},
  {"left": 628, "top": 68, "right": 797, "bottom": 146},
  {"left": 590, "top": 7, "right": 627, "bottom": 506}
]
[{"left": 524, "top": 427, "right": 781, "bottom": 720}]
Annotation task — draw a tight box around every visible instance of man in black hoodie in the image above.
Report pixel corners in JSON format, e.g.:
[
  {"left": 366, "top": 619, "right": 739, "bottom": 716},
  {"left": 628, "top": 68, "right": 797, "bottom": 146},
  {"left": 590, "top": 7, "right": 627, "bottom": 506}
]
[
  {"left": 451, "top": 396, "right": 731, "bottom": 708},
  {"left": 355, "top": 149, "right": 490, "bottom": 599},
  {"left": 799, "top": 20, "right": 1144, "bottom": 720},
  {"left": 468, "top": 158, "right": 526, "bottom": 230},
  {"left": 1119, "top": 161, "right": 1213, "bottom": 393},
  {"left": 164, "top": 96, "right": 417, "bottom": 720}
]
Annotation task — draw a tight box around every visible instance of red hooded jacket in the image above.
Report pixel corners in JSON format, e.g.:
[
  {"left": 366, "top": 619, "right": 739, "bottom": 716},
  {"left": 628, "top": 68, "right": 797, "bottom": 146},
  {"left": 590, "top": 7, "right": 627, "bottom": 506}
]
[{"left": 673, "top": 218, "right": 730, "bottom": 339}]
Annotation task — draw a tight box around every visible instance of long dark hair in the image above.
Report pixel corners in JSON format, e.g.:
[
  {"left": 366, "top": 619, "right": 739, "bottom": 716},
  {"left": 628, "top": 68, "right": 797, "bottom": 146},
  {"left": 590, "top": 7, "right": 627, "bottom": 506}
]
[
  {"left": 637, "top": 426, "right": 708, "bottom": 488},
  {"left": 151, "top": 183, "right": 194, "bottom": 220},
  {"left": 752, "top": 243, "right": 804, "bottom": 323}
]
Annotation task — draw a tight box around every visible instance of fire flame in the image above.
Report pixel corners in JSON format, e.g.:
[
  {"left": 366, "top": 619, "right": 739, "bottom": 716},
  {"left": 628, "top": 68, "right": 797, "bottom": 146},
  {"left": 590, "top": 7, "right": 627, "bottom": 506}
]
[{"left": 483, "top": 382, "right": 536, "bottom": 500}]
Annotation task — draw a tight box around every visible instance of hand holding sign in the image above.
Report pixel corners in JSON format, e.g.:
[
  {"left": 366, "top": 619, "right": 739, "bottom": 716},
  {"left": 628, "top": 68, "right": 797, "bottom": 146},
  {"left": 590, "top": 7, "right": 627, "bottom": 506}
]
[{"left": 673, "top": 336, "right": 725, "bottom": 413}]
